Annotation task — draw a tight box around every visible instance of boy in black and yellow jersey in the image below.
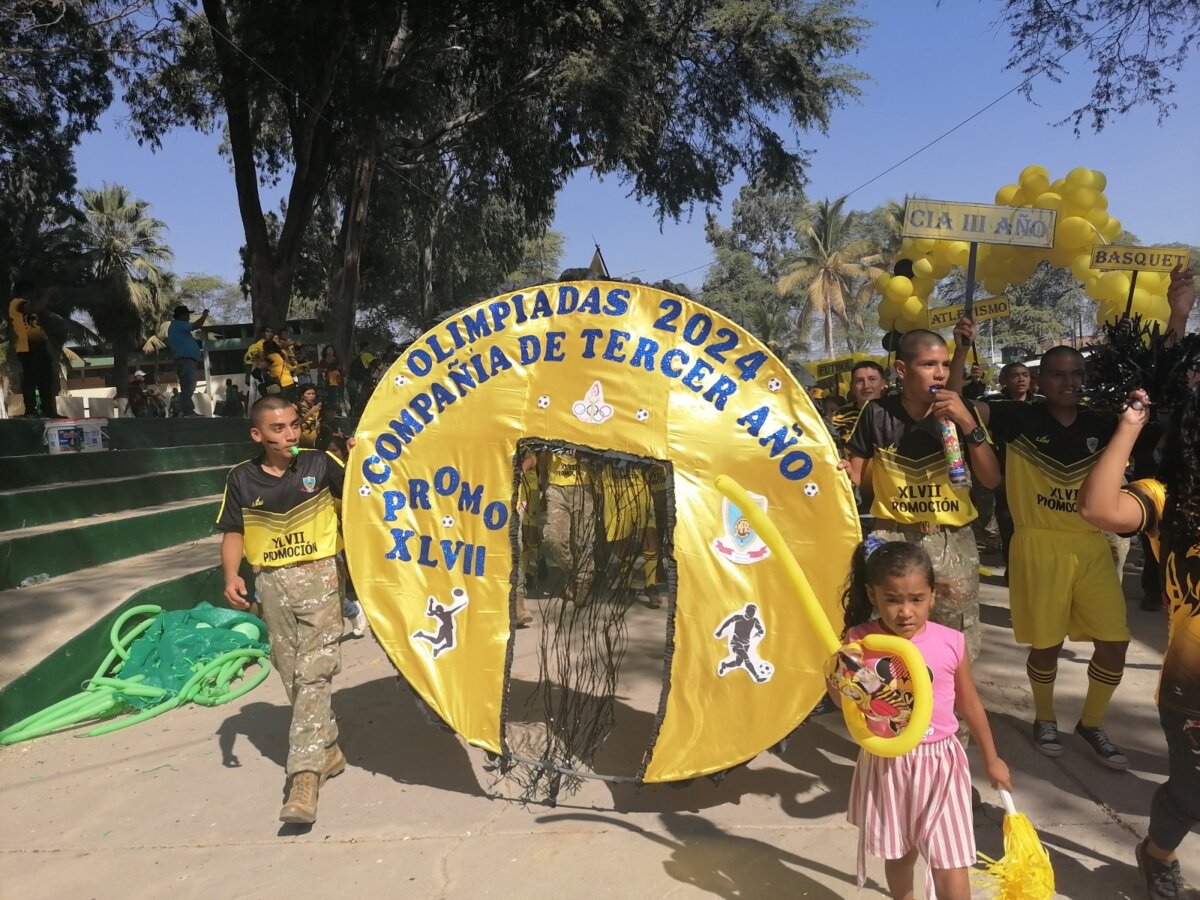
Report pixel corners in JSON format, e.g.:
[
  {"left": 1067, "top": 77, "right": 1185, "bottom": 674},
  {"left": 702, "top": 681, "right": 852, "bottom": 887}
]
[
  {"left": 217, "top": 395, "right": 349, "bottom": 824},
  {"left": 846, "top": 329, "right": 1000, "bottom": 664},
  {"left": 953, "top": 324, "right": 1130, "bottom": 769}
]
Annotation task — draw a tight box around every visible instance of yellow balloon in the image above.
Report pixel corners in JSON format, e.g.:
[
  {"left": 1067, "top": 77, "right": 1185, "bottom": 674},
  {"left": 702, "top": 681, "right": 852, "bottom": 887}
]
[
  {"left": 911, "top": 275, "right": 935, "bottom": 298},
  {"left": 1137, "top": 271, "right": 1164, "bottom": 294},
  {"left": 1021, "top": 173, "right": 1050, "bottom": 196},
  {"left": 994, "top": 184, "right": 1020, "bottom": 205},
  {"left": 1010, "top": 188, "right": 1031, "bottom": 207},
  {"left": 1070, "top": 254, "right": 1096, "bottom": 283},
  {"left": 1085, "top": 207, "right": 1109, "bottom": 229},
  {"left": 901, "top": 296, "right": 926, "bottom": 322},
  {"left": 1129, "top": 287, "right": 1153, "bottom": 315},
  {"left": 1032, "top": 192, "right": 1062, "bottom": 210},
  {"left": 1091, "top": 170, "right": 1107, "bottom": 191},
  {"left": 912, "top": 257, "right": 934, "bottom": 278},
  {"left": 929, "top": 256, "right": 952, "bottom": 280},
  {"left": 874, "top": 272, "right": 892, "bottom": 294},
  {"left": 879, "top": 295, "right": 903, "bottom": 319},
  {"left": 1066, "top": 166, "right": 1095, "bottom": 187},
  {"left": 1068, "top": 186, "right": 1098, "bottom": 211},
  {"left": 946, "top": 241, "right": 971, "bottom": 267},
  {"left": 1099, "top": 270, "right": 1132, "bottom": 304},
  {"left": 1085, "top": 274, "right": 1103, "bottom": 299},
  {"left": 1101, "top": 217, "right": 1121, "bottom": 241},
  {"left": 913, "top": 238, "right": 936, "bottom": 253},
  {"left": 1056, "top": 216, "right": 1094, "bottom": 248},
  {"left": 1019, "top": 164, "right": 1050, "bottom": 184},
  {"left": 885, "top": 275, "right": 914, "bottom": 303},
  {"left": 1092, "top": 192, "right": 1109, "bottom": 210},
  {"left": 1097, "top": 304, "right": 1122, "bottom": 328}
]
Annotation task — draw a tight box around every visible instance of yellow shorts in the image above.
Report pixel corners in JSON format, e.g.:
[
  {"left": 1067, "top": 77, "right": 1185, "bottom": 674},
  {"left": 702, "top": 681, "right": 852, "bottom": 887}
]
[{"left": 1009, "top": 528, "right": 1130, "bottom": 648}]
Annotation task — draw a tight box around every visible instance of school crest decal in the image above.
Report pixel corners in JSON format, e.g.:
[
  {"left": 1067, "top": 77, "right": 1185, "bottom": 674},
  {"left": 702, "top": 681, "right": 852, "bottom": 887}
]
[
  {"left": 711, "top": 493, "right": 771, "bottom": 564},
  {"left": 1086, "top": 437, "right": 1100, "bottom": 453},
  {"left": 300, "top": 475, "right": 317, "bottom": 493}
]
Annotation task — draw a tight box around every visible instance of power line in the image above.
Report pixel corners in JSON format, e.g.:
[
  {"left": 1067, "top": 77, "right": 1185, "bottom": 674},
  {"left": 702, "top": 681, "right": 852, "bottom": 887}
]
[{"left": 664, "top": 16, "right": 1120, "bottom": 284}]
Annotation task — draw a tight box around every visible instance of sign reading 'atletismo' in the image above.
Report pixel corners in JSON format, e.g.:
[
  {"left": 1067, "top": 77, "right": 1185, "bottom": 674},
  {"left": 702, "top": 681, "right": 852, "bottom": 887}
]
[
  {"left": 927, "top": 296, "right": 1010, "bottom": 329},
  {"left": 902, "top": 199, "right": 1056, "bottom": 248},
  {"left": 1089, "top": 245, "right": 1190, "bottom": 273}
]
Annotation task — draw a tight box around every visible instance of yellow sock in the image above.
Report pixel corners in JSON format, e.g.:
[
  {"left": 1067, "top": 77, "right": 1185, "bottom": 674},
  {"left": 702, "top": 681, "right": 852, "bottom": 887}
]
[
  {"left": 643, "top": 550, "right": 659, "bottom": 589},
  {"left": 1080, "top": 661, "right": 1122, "bottom": 727},
  {"left": 1026, "top": 662, "right": 1057, "bottom": 722}
]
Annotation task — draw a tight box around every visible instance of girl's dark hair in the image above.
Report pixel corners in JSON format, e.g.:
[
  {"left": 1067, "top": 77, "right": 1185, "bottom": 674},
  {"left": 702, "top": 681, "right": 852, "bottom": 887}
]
[
  {"left": 841, "top": 539, "right": 935, "bottom": 634},
  {"left": 1160, "top": 380, "right": 1200, "bottom": 552}
]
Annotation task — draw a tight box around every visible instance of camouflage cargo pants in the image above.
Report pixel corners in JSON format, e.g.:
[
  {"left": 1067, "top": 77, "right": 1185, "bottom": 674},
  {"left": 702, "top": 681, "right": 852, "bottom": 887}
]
[
  {"left": 257, "top": 555, "right": 343, "bottom": 775},
  {"left": 871, "top": 521, "right": 981, "bottom": 663},
  {"left": 542, "top": 483, "right": 596, "bottom": 588}
]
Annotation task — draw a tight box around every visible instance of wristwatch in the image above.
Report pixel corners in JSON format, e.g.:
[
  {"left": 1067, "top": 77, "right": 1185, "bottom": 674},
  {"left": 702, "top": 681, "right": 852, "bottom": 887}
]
[{"left": 964, "top": 425, "right": 988, "bottom": 446}]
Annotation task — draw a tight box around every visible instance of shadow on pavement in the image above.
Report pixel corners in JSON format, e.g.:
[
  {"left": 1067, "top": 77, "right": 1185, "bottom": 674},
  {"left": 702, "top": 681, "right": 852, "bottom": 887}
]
[
  {"left": 536, "top": 810, "right": 864, "bottom": 898},
  {"left": 214, "top": 674, "right": 487, "bottom": 798}
]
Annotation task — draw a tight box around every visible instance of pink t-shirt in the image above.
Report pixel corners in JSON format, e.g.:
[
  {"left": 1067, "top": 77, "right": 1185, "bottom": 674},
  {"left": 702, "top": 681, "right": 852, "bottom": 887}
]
[{"left": 844, "top": 620, "right": 964, "bottom": 744}]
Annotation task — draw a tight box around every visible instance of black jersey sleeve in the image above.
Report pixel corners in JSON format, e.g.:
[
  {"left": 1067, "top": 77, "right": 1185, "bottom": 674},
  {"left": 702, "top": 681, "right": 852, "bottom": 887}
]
[
  {"left": 845, "top": 400, "right": 877, "bottom": 459},
  {"left": 215, "top": 466, "right": 246, "bottom": 533}
]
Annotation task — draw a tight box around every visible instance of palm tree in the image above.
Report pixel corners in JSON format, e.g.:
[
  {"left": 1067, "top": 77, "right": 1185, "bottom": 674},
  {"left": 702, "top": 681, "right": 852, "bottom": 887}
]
[
  {"left": 777, "top": 197, "right": 882, "bottom": 358},
  {"left": 77, "top": 185, "right": 174, "bottom": 398}
]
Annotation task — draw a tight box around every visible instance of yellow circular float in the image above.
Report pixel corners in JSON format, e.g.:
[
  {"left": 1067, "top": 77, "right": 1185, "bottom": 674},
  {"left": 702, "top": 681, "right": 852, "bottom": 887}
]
[{"left": 345, "top": 281, "right": 864, "bottom": 783}]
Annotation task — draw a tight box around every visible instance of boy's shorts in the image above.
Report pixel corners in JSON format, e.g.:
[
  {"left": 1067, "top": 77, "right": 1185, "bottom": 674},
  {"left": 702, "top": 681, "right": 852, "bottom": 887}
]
[{"left": 1009, "top": 527, "right": 1129, "bottom": 648}]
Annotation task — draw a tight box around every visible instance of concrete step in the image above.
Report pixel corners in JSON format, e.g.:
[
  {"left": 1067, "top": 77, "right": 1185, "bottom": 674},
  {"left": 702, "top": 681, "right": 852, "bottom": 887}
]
[
  {"left": 0, "top": 496, "right": 221, "bottom": 590},
  {"left": 0, "top": 442, "right": 251, "bottom": 491},
  {"left": 0, "top": 536, "right": 226, "bottom": 729},
  {"left": 0, "top": 465, "right": 228, "bottom": 532}
]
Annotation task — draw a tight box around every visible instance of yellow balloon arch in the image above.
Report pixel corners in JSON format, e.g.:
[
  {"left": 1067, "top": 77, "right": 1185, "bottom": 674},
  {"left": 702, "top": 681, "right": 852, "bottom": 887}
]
[{"left": 344, "top": 281, "right": 861, "bottom": 782}]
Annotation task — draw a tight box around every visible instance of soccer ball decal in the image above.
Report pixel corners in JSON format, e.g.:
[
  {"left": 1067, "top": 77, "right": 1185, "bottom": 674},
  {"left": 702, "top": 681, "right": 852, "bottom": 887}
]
[
  {"left": 803, "top": 482, "right": 819, "bottom": 497},
  {"left": 767, "top": 377, "right": 782, "bottom": 392},
  {"left": 757, "top": 662, "right": 774, "bottom": 680},
  {"left": 635, "top": 408, "right": 650, "bottom": 422},
  {"left": 441, "top": 515, "right": 455, "bottom": 528},
  {"left": 537, "top": 395, "right": 551, "bottom": 409},
  {"left": 358, "top": 485, "right": 372, "bottom": 497},
  {"left": 393, "top": 375, "right": 409, "bottom": 387}
]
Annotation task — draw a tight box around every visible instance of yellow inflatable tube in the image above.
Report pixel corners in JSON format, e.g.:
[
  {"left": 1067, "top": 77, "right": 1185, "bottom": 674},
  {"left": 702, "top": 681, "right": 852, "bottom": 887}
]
[{"left": 714, "top": 475, "right": 932, "bottom": 758}]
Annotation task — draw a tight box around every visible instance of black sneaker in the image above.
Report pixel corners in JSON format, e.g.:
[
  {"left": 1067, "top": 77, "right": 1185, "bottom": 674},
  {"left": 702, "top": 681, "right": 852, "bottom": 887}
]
[
  {"left": 1135, "top": 838, "right": 1183, "bottom": 900},
  {"left": 1032, "top": 719, "right": 1063, "bottom": 757},
  {"left": 1074, "top": 722, "right": 1129, "bottom": 770}
]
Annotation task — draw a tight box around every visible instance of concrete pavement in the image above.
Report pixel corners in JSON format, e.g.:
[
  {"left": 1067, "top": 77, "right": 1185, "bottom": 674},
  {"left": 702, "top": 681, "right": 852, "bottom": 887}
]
[{"left": 2, "top": 556, "right": 1196, "bottom": 899}]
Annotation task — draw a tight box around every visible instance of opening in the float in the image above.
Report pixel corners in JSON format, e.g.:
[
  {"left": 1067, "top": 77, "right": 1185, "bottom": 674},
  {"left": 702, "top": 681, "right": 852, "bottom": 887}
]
[{"left": 501, "top": 438, "right": 677, "bottom": 801}]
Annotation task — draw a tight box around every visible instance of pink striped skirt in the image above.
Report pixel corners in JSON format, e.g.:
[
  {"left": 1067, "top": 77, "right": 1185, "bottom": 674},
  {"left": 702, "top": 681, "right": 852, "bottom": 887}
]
[{"left": 848, "top": 738, "right": 975, "bottom": 891}]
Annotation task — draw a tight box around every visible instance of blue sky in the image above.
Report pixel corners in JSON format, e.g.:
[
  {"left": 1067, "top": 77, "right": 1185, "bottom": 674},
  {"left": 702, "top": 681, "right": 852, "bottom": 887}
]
[{"left": 74, "top": 0, "right": 1198, "bottom": 293}]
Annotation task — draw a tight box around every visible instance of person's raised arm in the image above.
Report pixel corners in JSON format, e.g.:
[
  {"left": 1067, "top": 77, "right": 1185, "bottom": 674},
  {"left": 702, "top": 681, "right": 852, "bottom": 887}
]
[
  {"left": 947, "top": 317, "right": 976, "bottom": 394},
  {"left": 1078, "top": 389, "right": 1149, "bottom": 533},
  {"left": 1165, "top": 264, "right": 1195, "bottom": 346},
  {"left": 930, "top": 388, "right": 1001, "bottom": 488}
]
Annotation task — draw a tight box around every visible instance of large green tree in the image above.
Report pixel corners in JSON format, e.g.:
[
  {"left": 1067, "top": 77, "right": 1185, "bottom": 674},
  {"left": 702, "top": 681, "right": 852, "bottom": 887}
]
[
  {"left": 124, "top": 0, "right": 865, "bottom": 356},
  {"left": 78, "top": 184, "right": 174, "bottom": 398}
]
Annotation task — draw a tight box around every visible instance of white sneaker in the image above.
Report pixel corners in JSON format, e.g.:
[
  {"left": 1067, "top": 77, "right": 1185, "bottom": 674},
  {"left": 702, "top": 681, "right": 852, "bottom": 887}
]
[{"left": 351, "top": 609, "right": 369, "bottom": 637}]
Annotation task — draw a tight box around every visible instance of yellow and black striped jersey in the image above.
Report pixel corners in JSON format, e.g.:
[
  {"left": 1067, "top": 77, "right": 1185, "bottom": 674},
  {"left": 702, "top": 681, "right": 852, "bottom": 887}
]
[
  {"left": 830, "top": 402, "right": 861, "bottom": 444},
  {"left": 216, "top": 449, "right": 344, "bottom": 566},
  {"left": 988, "top": 402, "right": 1114, "bottom": 533},
  {"left": 846, "top": 394, "right": 982, "bottom": 528}
]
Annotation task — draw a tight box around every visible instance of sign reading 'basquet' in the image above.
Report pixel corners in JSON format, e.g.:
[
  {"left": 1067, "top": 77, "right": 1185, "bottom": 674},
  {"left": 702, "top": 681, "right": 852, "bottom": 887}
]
[
  {"left": 927, "top": 296, "right": 1011, "bottom": 329},
  {"left": 902, "top": 199, "right": 1057, "bottom": 248},
  {"left": 1089, "top": 245, "right": 1191, "bottom": 273}
]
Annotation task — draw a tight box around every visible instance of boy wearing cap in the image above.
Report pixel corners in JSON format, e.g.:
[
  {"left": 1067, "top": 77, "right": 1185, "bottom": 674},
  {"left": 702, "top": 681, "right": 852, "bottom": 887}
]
[
  {"left": 128, "top": 370, "right": 150, "bottom": 417},
  {"left": 167, "top": 304, "right": 209, "bottom": 416}
]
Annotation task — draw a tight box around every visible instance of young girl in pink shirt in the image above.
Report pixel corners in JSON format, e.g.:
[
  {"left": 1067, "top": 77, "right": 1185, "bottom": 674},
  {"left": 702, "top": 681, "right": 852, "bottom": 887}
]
[{"left": 836, "top": 537, "right": 1012, "bottom": 900}]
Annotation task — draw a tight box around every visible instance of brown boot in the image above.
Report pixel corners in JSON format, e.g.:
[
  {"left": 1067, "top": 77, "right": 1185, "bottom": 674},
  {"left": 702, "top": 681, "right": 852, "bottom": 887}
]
[
  {"left": 280, "top": 772, "right": 319, "bottom": 824},
  {"left": 321, "top": 744, "right": 346, "bottom": 784},
  {"left": 514, "top": 594, "right": 534, "bottom": 627}
]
